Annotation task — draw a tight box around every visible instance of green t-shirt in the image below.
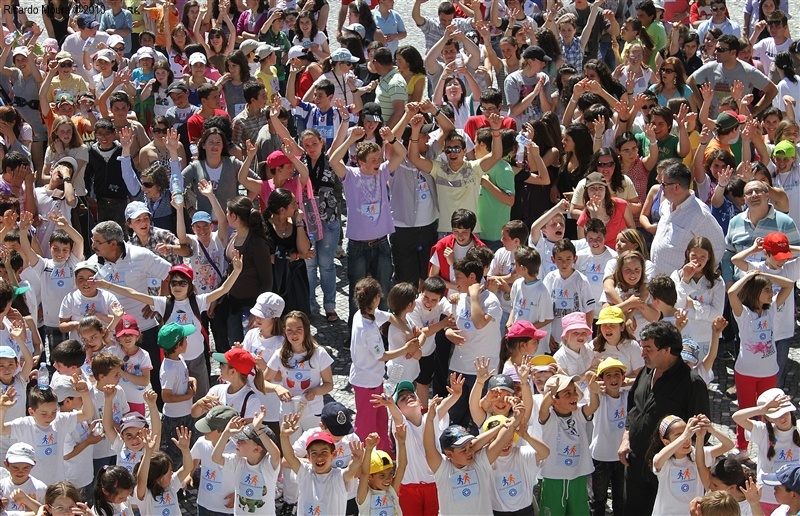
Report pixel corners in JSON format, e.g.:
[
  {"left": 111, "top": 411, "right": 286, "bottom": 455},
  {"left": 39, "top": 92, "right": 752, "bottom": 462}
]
[
  {"left": 646, "top": 21, "right": 667, "bottom": 69},
  {"left": 477, "top": 160, "right": 516, "bottom": 241},
  {"left": 260, "top": 30, "right": 291, "bottom": 81}
]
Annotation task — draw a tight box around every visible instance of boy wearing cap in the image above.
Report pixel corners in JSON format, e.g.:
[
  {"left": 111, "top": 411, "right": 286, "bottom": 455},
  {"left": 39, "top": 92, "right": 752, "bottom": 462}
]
[
  {"left": 192, "top": 405, "right": 238, "bottom": 515},
  {"left": 761, "top": 463, "right": 800, "bottom": 515},
  {"left": 89, "top": 352, "right": 130, "bottom": 472},
  {"left": 538, "top": 373, "right": 601, "bottom": 516},
  {"left": 280, "top": 413, "right": 365, "bottom": 516},
  {"left": 509, "top": 246, "right": 554, "bottom": 355},
  {"left": 732, "top": 232, "right": 800, "bottom": 388},
  {"left": 589, "top": 357, "right": 630, "bottom": 516},
  {"left": 158, "top": 322, "right": 198, "bottom": 467},
  {"left": 33, "top": 158, "right": 77, "bottom": 255},
  {"left": 1, "top": 376, "right": 94, "bottom": 486},
  {"left": 18, "top": 209, "right": 84, "bottom": 353},
  {"left": 58, "top": 261, "right": 121, "bottom": 341},
  {"left": 423, "top": 397, "right": 523, "bottom": 515},
  {"left": 259, "top": 9, "right": 291, "bottom": 91},
  {"left": 0, "top": 442, "right": 46, "bottom": 514},
  {"left": 356, "top": 429, "right": 407, "bottom": 515},
  {"left": 0, "top": 337, "right": 34, "bottom": 461},
  {"left": 104, "top": 391, "right": 160, "bottom": 474},
  {"left": 43, "top": 51, "right": 91, "bottom": 104},
  {"left": 62, "top": 15, "right": 109, "bottom": 83},
  {"left": 56, "top": 374, "right": 104, "bottom": 501},
  {"left": 470, "top": 367, "right": 533, "bottom": 429}
]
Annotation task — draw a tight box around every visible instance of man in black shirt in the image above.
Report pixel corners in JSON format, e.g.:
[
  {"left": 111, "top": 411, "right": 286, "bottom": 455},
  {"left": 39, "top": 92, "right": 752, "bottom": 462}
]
[{"left": 619, "top": 321, "right": 710, "bottom": 514}]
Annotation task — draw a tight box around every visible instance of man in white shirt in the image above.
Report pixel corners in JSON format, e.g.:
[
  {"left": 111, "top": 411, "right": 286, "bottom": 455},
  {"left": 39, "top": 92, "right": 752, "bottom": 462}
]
[
  {"left": 751, "top": 10, "right": 792, "bottom": 76},
  {"left": 651, "top": 162, "right": 725, "bottom": 276},
  {"left": 61, "top": 14, "right": 109, "bottom": 84}
]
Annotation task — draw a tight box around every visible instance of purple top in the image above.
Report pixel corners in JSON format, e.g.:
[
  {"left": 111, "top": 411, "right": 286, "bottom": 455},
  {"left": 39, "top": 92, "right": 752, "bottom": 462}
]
[
  {"left": 342, "top": 162, "right": 395, "bottom": 241},
  {"left": 236, "top": 9, "right": 269, "bottom": 36}
]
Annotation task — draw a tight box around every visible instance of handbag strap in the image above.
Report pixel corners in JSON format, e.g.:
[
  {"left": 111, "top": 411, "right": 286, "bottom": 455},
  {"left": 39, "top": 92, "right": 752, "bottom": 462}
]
[{"left": 198, "top": 238, "right": 225, "bottom": 281}]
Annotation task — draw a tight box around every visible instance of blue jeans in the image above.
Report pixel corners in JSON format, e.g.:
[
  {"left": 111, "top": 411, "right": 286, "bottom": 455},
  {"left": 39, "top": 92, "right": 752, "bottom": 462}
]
[
  {"left": 347, "top": 236, "right": 393, "bottom": 318},
  {"left": 776, "top": 336, "right": 793, "bottom": 389},
  {"left": 306, "top": 219, "right": 340, "bottom": 311},
  {"left": 598, "top": 41, "right": 616, "bottom": 70},
  {"left": 225, "top": 299, "right": 254, "bottom": 350}
]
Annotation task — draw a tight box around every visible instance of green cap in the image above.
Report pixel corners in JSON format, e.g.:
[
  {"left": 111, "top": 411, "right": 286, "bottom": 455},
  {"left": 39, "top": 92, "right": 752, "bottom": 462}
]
[
  {"left": 157, "top": 323, "right": 196, "bottom": 350},
  {"left": 392, "top": 380, "right": 416, "bottom": 403},
  {"left": 773, "top": 140, "right": 796, "bottom": 159}
]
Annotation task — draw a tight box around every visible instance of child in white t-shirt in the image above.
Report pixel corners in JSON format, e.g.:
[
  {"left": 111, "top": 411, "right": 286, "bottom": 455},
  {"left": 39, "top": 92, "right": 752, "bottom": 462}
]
[
  {"left": 509, "top": 246, "right": 553, "bottom": 355},
  {"left": 89, "top": 352, "right": 131, "bottom": 473},
  {"left": 356, "top": 430, "right": 406, "bottom": 516},
  {"left": 0, "top": 324, "right": 35, "bottom": 460},
  {"left": 58, "top": 260, "right": 121, "bottom": 342},
  {"left": 677, "top": 315, "right": 726, "bottom": 386},
  {"left": 576, "top": 219, "right": 618, "bottom": 319},
  {"left": 91, "top": 465, "right": 136, "bottom": 516},
  {"left": 553, "top": 312, "right": 596, "bottom": 391},
  {"left": 110, "top": 314, "right": 152, "bottom": 416},
  {"left": 528, "top": 200, "right": 570, "bottom": 277},
  {"left": 212, "top": 406, "right": 282, "bottom": 515},
  {"left": 0, "top": 442, "right": 47, "bottom": 514},
  {"left": 485, "top": 220, "right": 528, "bottom": 331},
  {"left": 543, "top": 239, "right": 595, "bottom": 351},
  {"left": 191, "top": 405, "right": 238, "bottom": 515},
  {"left": 157, "top": 323, "right": 197, "bottom": 468},
  {"left": 386, "top": 282, "right": 423, "bottom": 384},
  {"left": 135, "top": 426, "right": 193, "bottom": 516},
  {"left": 103, "top": 390, "right": 161, "bottom": 475}
]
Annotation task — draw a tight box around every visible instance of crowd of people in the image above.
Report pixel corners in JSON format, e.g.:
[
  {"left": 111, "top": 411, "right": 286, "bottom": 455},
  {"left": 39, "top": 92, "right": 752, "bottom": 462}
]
[{"left": 0, "top": 0, "right": 797, "bottom": 513}]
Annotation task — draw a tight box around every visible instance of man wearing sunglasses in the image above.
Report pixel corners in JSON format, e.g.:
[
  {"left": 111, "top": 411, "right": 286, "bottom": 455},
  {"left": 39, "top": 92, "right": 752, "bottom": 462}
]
[
  {"left": 750, "top": 10, "right": 791, "bottom": 74},
  {"left": 696, "top": 0, "right": 741, "bottom": 45}
]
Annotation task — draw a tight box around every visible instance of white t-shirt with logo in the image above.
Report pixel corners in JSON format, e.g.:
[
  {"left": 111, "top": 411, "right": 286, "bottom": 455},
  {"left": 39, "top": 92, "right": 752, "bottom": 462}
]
[
  {"left": 191, "top": 437, "right": 237, "bottom": 513},
  {"left": 161, "top": 357, "right": 192, "bottom": 418},
  {"left": 9, "top": 412, "right": 78, "bottom": 486},
  {"left": 153, "top": 294, "right": 210, "bottom": 361},
  {"left": 590, "top": 390, "right": 630, "bottom": 462},
  {"left": 207, "top": 383, "right": 262, "bottom": 421},
  {"left": 64, "top": 418, "right": 95, "bottom": 488},
  {"left": 593, "top": 340, "right": 644, "bottom": 376},
  {"left": 0, "top": 474, "right": 47, "bottom": 515},
  {"left": 733, "top": 305, "right": 778, "bottom": 378},
  {"left": 295, "top": 462, "right": 355, "bottom": 516},
  {"left": 488, "top": 247, "right": 517, "bottom": 314},
  {"left": 750, "top": 259, "right": 800, "bottom": 342},
  {"left": 652, "top": 448, "right": 713, "bottom": 516},
  {"left": 433, "top": 448, "right": 494, "bottom": 515},
  {"left": 388, "top": 317, "right": 421, "bottom": 383},
  {"left": 90, "top": 384, "right": 130, "bottom": 459},
  {"left": 450, "top": 289, "right": 502, "bottom": 374},
  {"left": 540, "top": 406, "right": 593, "bottom": 480},
  {"left": 576, "top": 247, "right": 617, "bottom": 315},
  {"left": 348, "top": 310, "right": 392, "bottom": 389},
  {"left": 241, "top": 330, "right": 283, "bottom": 422},
  {"left": 543, "top": 270, "right": 596, "bottom": 346},
  {"left": 407, "top": 296, "right": 452, "bottom": 357},
  {"left": 509, "top": 278, "right": 553, "bottom": 356},
  {"left": 267, "top": 346, "right": 334, "bottom": 419},
  {"left": 293, "top": 430, "right": 360, "bottom": 499},
  {"left": 395, "top": 411, "right": 449, "bottom": 485},
  {"left": 489, "top": 445, "right": 542, "bottom": 513},
  {"left": 110, "top": 345, "right": 153, "bottom": 405},
  {"left": 111, "top": 437, "right": 144, "bottom": 475},
  {"left": 227, "top": 454, "right": 280, "bottom": 515},
  {"left": 59, "top": 288, "right": 120, "bottom": 341},
  {"left": 748, "top": 420, "right": 800, "bottom": 505},
  {"left": 136, "top": 472, "right": 182, "bottom": 516},
  {"left": 32, "top": 255, "right": 81, "bottom": 327}
]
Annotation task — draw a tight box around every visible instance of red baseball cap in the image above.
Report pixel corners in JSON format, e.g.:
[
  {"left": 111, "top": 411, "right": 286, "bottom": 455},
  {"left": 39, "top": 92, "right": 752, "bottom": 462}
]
[
  {"left": 212, "top": 348, "right": 255, "bottom": 376},
  {"left": 115, "top": 314, "right": 140, "bottom": 337},
  {"left": 169, "top": 264, "right": 194, "bottom": 282},
  {"left": 763, "top": 232, "right": 793, "bottom": 261},
  {"left": 506, "top": 320, "right": 547, "bottom": 340},
  {"left": 266, "top": 150, "right": 292, "bottom": 168},
  {"left": 305, "top": 430, "right": 335, "bottom": 449}
]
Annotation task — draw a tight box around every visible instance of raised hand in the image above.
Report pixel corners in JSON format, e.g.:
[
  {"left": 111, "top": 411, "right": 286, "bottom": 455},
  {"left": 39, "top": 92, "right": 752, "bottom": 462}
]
[
  {"left": 252, "top": 405, "right": 266, "bottom": 429},
  {"left": 711, "top": 316, "right": 728, "bottom": 334},
  {"left": 280, "top": 413, "right": 301, "bottom": 436},
  {"left": 102, "top": 384, "right": 117, "bottom": 399},
  {"left": 379, "top": 125, "right": 394, "bottom": 141},
  {"left": 474, "top": 356, "right": 495, "bottom": 383},
  {"left": 119, "top": 126, "right": 134, "bottom": 153},
  {"left": 350, "top": 126, "right": 366, "bottom": 140},
  {"left": 364, "top": 432, "right": 380, "bottom": 449},
  {"left": 197, "top": 179, "right": 214, "bottom": 198},
  {"left": 446, "top": 372, "right": 465, "bottom": 397},
  {"left": 700, "top": 82, "right": 714, "bottom": 103},
  {"left": 165, "top": 128, "right": 181, "bottom": 155},
  {"left": 172, "top": 426, "right": 192, "bottom": 451},
  {"left": 230, "top": 250, "right": 243, "bottom": 271}
]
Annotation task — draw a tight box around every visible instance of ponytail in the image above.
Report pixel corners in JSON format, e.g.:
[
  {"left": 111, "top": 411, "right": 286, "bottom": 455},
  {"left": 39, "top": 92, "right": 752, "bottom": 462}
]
[
  {"left": 94, "top": 466, "right": 135, "bottom": 516},
  {"left": 767, "top": 419, "right": 777, "bottom": 460},
  {"left": 253, "top": 368, "right": 266, "bottom": 395},
  {"left": 775, "top": 51, "right": 797, "bottom": 84}
]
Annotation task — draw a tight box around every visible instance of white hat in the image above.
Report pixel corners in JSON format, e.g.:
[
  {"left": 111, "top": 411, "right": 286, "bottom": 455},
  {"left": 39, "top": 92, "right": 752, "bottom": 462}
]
[
  {"left": 256, "top": 44, "right": 280, "bottom": 60},
  {"left": 758, "top": 388, "right": 797, "bottom": 419},
  {"left": 50, "top": 375, "right": 79, "bottom": 403},
  {"left": 330, "top": 48, "right": 360, "bottom": 63},
  {"left": 6, "top": 442, "right": 36, "bottom": 465},
  {"left": 107, "top": 34, "right": 125, "bottom": 49},
  {"left": 343, "top": 23, "right": 366, "bottom": 39},
  {"left": 287, "top": 46, "right": 306, "bottom": 59},
  {"left": 95, "top": 49, "right": 117, "bottom": 62},
  {"left": 136, "top": 47, "right": 156, "bottom": 60},
  {"left": 239, "top": 39, "right": 260, "bottom": 55},
  {"left": 11, "top": 47, "right": 29, "bottom": 58},
  {"left": 250, "top": 292, "right": 285, "bottom": 319},
  {"left": 189, "top": 53, "right": 207, "bottom": 66},
  {"left": 124, "top": 201, "right": 151, "bottom": 221}
]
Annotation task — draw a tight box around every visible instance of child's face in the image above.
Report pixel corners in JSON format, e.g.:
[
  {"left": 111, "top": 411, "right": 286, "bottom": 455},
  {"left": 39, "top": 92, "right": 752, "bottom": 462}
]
[
  {"left": 76, "top": 270, "right": 98, "bottom": 296},
  {"left": 0, "top": 357, "right": 17, "bottom": 382},
  {"left": 559, "top": 23, "right": 576, "bottom": 41},
  {"left": 127, "top": 213, "right": 150, "bottom": 236},
  {"left": 765, "top": 411, "right": 793, "bottom": 430},
  {"left": 80, "top": 328, "right": 105, "bottom": 353},
  {"left": 445, "top": 442, "right": 475, "bottom": 468},
  {"left": 396, "top": 391, "right": 422, "bottom": 417},
  {"left": 5, "top": 461, "right": 32, "bottom": 482},
  {"left": 105, "top": 487, "right": 133, "bottom": 504},
  {"left": 452, "top": 226, "right": 473, "bottom": 247},
  {"left": 500, "top": 230, "right": 520, "bottom": 252},
  {"left": 158, "top": 466, "right": 174, "bottom": 488},
  {"left": 307, "top": 442, "right": 334, "bottom": 473},
  {"left": 29, "top": 401, "right": 59, "bottom": 426},
  {"left": 101, "top": 367, "right": 123, "bottom": 386},
  {"left": 766, "top": 251, "right": 790, "bottom": 270},
  {"left": 254, "top": 316, "right": 275, "bottom": 333},
  {"left": 553, "top": 250, "right": 576, "bottom": 275},
  {"left": 234, "top": 438, "right": 263, "bottom": 459},
  {"left": 565, "top": 329, "right": 590, "bottom": 350},
  {"left": 50, "top": 241, "right": 72, "bottom": 263},
  {"left": 662, "top": 420, "right": 691, "bottom": 454},
  {"left": 118, "top": 334, "right": 139, "bottom": 349},
  {"left": 651, "top": 115, "right": 670, "bottom": 139},
  {"left": 121, "top": 428, "right": 144, "bottom": 450},
  {"left": 169, "top": 274, "right": 191, "bottom": 299},
  {"left": 600, "top": 323, "right": 622, "bottom": 344},
  {"left": 762, "top": 114, "right": 781, "bottom": 135},
  {"left": 600, "top": 368, "right": 624, "bottom": 394},
  {"left": 369, "top": 469, "right": 394, "bottom": 490},
  {"left": 760, "top": 282, "right": 774, "bottom": 305},
  {"left": 48, "top": 494, "right": 80, "bottom": 513},
  {"left": 420, "top": 291, "right": 442, "bottom": 311},
  {"left": 552, "top": 384, "right": 580, "bottom": 413},
  {"left": 453, "top": 270, "right": 474, "bottom": 294},
  {"left": 533, "top": 370, "right": 553, "bottom": 393},
  {"left": 543, "top": 215, "right": 566, "bottom": 242},
  {"left": 621, "top": 257, "right": 643, "bottom": 287},
  {"left": 687, "top": 247, "right": 709, "bottom": 272},
  {"left": 62, "top": 396, "right": 83, "bottom": 411},
  {"left": 585, "top": 231, "right": 605, "bottom": 252}
]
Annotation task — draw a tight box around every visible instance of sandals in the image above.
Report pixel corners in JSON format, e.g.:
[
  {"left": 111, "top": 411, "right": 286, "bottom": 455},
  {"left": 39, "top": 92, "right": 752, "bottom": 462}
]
[{"left": 326, "top": 311, "right": 339, "bottom": 322}]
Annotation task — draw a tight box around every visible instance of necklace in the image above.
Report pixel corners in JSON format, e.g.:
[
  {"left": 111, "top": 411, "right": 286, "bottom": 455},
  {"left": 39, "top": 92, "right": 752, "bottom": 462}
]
[{"left": 272, "top": 217, "right": 291, "bottom": 237}]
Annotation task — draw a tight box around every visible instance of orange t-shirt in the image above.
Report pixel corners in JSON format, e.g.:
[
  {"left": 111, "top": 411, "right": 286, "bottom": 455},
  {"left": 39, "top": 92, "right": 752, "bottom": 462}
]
[{"left": 145, "top": 5, "right": 180, "bottom": 48}]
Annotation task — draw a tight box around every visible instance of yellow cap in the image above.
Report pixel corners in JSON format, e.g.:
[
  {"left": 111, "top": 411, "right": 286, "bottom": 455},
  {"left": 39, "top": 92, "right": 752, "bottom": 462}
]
[
  {"left": 369, "top": 449, "right": 394, "bottom": 474},
  {"left": 597, "top": 357, "right": 627, "bottom": 377},
  {"left": 528, "top": 354, "right": 557, "bottom": 371},
  {"left": 597, "top": 306, "right": 625, "bottom": 325},
  {"left": 481, "top": 415, "right": 520, "bottom": 442}
]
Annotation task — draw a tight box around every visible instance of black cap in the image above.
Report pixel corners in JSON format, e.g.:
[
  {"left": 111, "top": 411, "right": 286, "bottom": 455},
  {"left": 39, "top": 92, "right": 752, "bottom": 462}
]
[
  {"left": 320, "top": 402, "right": 353, "bottom": 437},
  {"left": 486, "top": 374, "right": 516, "bottom": 393},
  {"left": 166, "top": 81, "right": 189, "bottom": 95},
  {"left": 521, "top": 45, "right": 552, "bottom": 63},
  {"left": 361, "top": 102, "right": 383, "bottom": 123},
  {"left": 439, "top": 425, "right": 474, "bottom": 450}
]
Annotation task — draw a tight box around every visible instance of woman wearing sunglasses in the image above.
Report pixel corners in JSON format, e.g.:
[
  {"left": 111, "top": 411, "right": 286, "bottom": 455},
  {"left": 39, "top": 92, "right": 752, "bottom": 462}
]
[
  {"left": 649, "top": 57, "right": 696, "bottom": 111},
  {"left": 138, "top": 116, "right": 187, "bottom": 172}
]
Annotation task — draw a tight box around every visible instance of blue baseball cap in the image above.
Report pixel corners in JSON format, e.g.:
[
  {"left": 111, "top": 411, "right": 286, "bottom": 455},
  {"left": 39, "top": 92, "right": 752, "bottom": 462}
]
[
  {"left": 763, "top": 464, "right": 800, "bottom": 494},
  {"left": 439, "top": 425, "right": 474, "bottom": 450},
  {"left": 191, "top": 211, "right": 212, "bottom": 225}
]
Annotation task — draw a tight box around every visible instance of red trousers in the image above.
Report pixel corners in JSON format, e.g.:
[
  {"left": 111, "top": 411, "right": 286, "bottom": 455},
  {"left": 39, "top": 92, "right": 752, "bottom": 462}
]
[
  {"left": 734, "top": 371, "right": 776, "bottom": 450},
  {"left": 399, "top": 482, "right": 439, "bottom": 516}
]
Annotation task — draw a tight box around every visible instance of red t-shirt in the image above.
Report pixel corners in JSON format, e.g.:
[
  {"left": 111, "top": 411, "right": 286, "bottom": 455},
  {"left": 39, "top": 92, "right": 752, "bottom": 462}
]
[
  {"left": 186, "top": 109, "right": 230, "bottom": 142},
  {"left": 463, "top": 115, "right": 517, "bottom": 142},
  {"left": 577, "top": 197, "right": 630, "bottom": 248}
]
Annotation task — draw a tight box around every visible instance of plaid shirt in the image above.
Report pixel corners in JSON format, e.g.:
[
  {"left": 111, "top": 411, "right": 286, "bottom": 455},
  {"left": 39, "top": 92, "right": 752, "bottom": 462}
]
[
  {"left": 561, "top": 35, "right": 584, "bottom": 70},
  {"left": 130, "top": 226, "right": 182, "bottom": 293},
  {"left": 232, "top": 106, "right": 271, "bottom": 147}
]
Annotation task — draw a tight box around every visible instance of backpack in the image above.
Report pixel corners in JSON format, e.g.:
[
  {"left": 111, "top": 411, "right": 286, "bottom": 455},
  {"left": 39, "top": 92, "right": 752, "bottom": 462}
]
[{"left": 162, "top": 295, "right": 210, "bottom": 358}]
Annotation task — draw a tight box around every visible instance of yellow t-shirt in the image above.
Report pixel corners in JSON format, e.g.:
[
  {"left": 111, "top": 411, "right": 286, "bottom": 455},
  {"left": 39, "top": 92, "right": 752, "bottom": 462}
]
[
  {"left": 256, "top": 67, "right": 279, "bottom": 101},
  {"left": 47, "top": 75, "right": 90, "bottom": 104}
]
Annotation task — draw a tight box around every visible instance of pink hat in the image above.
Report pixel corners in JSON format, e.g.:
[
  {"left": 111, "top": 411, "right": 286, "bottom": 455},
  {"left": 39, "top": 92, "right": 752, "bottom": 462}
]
[
  {"left": 560, "top": 312, "right": 592, "bottom": 341},
  {"left": 506, "top": 320, "right": 547, "bottom": 341},
  {"left": 266, "top": 150, "right": 292, "bottom": 168}
]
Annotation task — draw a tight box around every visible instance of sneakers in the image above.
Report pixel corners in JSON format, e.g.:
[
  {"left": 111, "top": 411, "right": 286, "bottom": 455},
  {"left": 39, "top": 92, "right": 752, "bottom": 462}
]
[{"left": 335, "top": 245, "right": 346, "bottom": 258}]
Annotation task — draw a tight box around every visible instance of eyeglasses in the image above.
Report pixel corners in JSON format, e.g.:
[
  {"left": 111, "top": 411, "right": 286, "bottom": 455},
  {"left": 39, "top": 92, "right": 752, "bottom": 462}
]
[
  {"left": 660, "top": 68, "right": 675, "bottom": 74},
  {"left": 141, "top": 181, "right": 155, "bottom": 188},
  {"left": 642, "top": 104, "right": 656, "bottom": 110},
  {"left": 661, "top": 181, "right": 678, "bottom": 187},
  {"left": 59, "top": 62, "right": 73, "bottom": 67},
  {"left": 743, "top": 189, "right": 767, "bottom": 197},
  {"left": 714, "top": 47, "right": 730, "bottom": 53},
  {"left": 767, "top": 20, "right": 785, "bottom": 27},
  {"left": 152, "top": 127, "right": 167, "bottom": 134},
  {"left": 170, "top": 280, "right": 189, "bottom": 288},
  {"left": 445, "top": 146, "right": 463, "bottom": 154},
  {"left": 596, "top": 161, "right": 615, "bottom": 168},
  {"left": 711, "top": 5, "right": 725, "bottom": 11},
  {"left": 92, "top": 238, "right": 108, "bottom": 245}
]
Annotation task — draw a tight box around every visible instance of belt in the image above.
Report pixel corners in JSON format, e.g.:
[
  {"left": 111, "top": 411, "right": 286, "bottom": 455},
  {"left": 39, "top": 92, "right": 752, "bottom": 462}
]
[
  {"left": 352, "top": 236, "right": 388, "bottom": 247},
  {"left": 12, "top": 97, "right": 40, "bottom": 110}
]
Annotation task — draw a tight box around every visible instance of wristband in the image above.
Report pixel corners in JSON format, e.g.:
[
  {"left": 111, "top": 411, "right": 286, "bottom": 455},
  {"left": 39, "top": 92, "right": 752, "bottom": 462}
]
[{"left": 388, "top": 137, "right": 397, "bottom": 144}]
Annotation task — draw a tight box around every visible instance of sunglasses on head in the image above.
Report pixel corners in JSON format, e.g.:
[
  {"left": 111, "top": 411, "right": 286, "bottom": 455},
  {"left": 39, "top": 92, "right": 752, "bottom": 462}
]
[{"left": 445, "top": 146, "right": 463, "bottom": 154}]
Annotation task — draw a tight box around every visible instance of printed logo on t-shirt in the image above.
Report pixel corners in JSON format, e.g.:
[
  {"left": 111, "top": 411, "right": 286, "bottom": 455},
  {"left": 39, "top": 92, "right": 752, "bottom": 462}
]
[
  {"left": 154, "top": 490, "right": 179, "bottom": 515},
  {"left": 449, "top": 469, "right": 480, "bottom": 500},
  {"left": 286, "top": 359, "right": 311, "bottom": 390},
  {"left": 515, "top": 297, "right": 531, "bottom": 320},
  {"left": 107, "top": 270, "right": 125, "bottom": 285},
  {"left": 36, "top": 427, "right": 57, "bottom": 458},
  {"left": 238, "top": 470, "right": 268, "bottom": 513},
  {"left": 369, "top": 492, "right": 395, "bottom": 516},
  {"left": 553, "top": 289, "right": 575, "bottom": 312},
  {"left": 418, "top": 177, "right": 431, "bottom": 202},
  {"left": 669, "top": 465, "right": 696, "bottom": 498},
  {"left": 746, "top": 318, "right": 775, "bottom": 358},
  {"left": 495, "top": 469, "right": 523, "bottom": 502},
  {"left": 607, "top": 404, "right": 626, "bottom": 431},
  {"left": 773, "top": 447, "right": 799, "bottom": 468},
  {"left": 458, "top": 308, "right": 475, "bottom": 331},
  {"left": 305, "top": 503, "right": 327, "bottom": 515},
  {"left": 50, "top": 266, "right": 72, "bottom": 289},
  {"left": 556, "top": 416, "right": 581, "bottom": 467},
  {"left": 203, "top": 465, "right": 222, "bottom": 492},
  {"left": 584, "top": 262, "right": 604, "bottom": 284},
  {"left": 332, "top": 443, "right": 351, "bottom": 468}
]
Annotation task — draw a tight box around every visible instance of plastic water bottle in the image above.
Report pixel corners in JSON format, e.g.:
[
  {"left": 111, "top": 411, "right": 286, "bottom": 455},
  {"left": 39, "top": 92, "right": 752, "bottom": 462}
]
[
  {"left": 292, "top": 395, "right": 308, "bottom": 416},
  {"left": 37, "top": 363, "right": 49, "bottom": 390},
  {"left": 454, "top": 54, "right": 463, "bottom": 69},
  {"left": 308, "top": 233, "right": 315, "bottom": 251},
  {"left": 384, "top": 363, "right": 404, "bottom": 396},
  {"left": 170, "top": 171, "right": 183, "bottom": 205},
  {"left": 4, "top": 31, "right": 19, "bottom": 46},
  {"left": 241, "top": 313, "right": 250, "bottom": 333},
  {"left": 516, "top": 133, "right": 532, "bottom": 147},
  {"left": 97, "top": 263, "right": 114, "bottom": 280},
  {"left": 83, "top": 37, "right": 94, "bottom": 51}
]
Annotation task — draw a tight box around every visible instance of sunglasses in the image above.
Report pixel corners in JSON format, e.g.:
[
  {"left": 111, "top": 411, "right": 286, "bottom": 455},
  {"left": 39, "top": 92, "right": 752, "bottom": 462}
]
[
  {"left": 113, "top": 46, "right": 125, "bottom": 52},
  {"left": 642, "top": 104, "right": 656, "bottom": 110},
  {"left": 596, "top": 161, "right": 615, "bottom": 168},
  {"left": 152, "top": 127, "right": 167, "bottom": 134},
  {"left": 715, "top": 47, "right": 730, "bottom": 53},
  {"left": 141, "top": 181, "right": 155, "bottom": 188},
  {"left": 711, "top": 5, "right": 725, "bottom": 11},
  {"left": 170, "top": 280, "right": 189, "bottom": 288},
  {"left": 660, "top": 68, "right": 675, "bottom": 74},
  {"left": 445, "top": 146, "right": 463, "bottom": 154},
  {"left": 767, "top": 20, "right": 784, "bottom": 27},
  {"left": 59, "top": 62, "right": 74, "bottom": 67}
]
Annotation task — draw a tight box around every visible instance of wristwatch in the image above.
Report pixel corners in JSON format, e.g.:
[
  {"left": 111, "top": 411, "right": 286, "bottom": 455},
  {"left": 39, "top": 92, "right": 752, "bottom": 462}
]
[{"left": 63, "top": 176, "right": 72, "bottom": 183}]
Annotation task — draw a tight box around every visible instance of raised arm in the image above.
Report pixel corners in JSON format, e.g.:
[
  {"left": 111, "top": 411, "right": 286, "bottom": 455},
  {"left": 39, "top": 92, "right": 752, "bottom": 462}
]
[
  {"left": 423, "top": 397, "right": 444, "bottom": 473},
  {"left": 653, "top": 416, "right": 700, "bottom": 472},
  {"left": 279, "top": 413, "right": 303, "bottom": 473},
  {"left": 477, "top": 113, "right": 505, "bottom": 172},
  {"left": 329, "top": 126, "right": 364, "bottom": 179},
  {"left": 92, "top": 278, "right": 156, "bottom": 307},
  {"left": 469, "top": 357, "right": 495, "bottom": 425},
  {"left": 237, "top": 141, "right": 264, "bottom": 195}
]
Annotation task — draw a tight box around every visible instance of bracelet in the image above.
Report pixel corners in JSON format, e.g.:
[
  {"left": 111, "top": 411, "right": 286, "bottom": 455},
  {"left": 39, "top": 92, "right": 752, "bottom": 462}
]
[
  {"left": 350, "top": 89, "right": 357, "bottom": 93},
  {"left": 410, "top": 138, "right": 419, "bottom": 142},
  {"left": 619, "top": 118, "right": 629, "bottom": 123},
  {"left": 434, "top": 108, "right": 443, "bottom": 117},
  {"left": 295, "top": 221, "right": 306, "bottom": 228},
  {"left": 594, "top": 136, "right": 603, "bottom": 140},
  {"left": 388, "top": 137, "right": 397, "bottom": 144}
]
